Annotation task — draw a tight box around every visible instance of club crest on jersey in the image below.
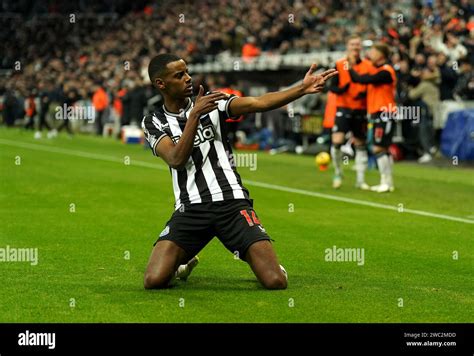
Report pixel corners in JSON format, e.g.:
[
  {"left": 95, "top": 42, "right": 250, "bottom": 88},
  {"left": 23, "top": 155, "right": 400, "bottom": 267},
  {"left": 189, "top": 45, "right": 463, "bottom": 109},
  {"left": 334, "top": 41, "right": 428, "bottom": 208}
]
[
  {"left": 171, "top": 124, "right": 216, "bottom": 147},
  {"left": 152, "top": 116, "right": 169, "bottom": 131}
]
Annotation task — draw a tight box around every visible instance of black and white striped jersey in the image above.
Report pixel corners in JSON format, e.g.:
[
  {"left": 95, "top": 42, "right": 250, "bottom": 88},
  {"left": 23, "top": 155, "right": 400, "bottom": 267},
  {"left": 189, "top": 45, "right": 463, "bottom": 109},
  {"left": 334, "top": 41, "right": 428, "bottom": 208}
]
[{"left": 142, "top": 95, "right": 250, "bottom": 210}]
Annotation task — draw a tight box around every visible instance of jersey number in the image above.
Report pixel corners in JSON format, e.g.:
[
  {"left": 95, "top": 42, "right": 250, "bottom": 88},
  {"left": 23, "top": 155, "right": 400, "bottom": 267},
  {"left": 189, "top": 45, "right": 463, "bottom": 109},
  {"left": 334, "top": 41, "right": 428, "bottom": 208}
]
[{"left": 240, "top": 210, "right": 261, "bottom": 226}]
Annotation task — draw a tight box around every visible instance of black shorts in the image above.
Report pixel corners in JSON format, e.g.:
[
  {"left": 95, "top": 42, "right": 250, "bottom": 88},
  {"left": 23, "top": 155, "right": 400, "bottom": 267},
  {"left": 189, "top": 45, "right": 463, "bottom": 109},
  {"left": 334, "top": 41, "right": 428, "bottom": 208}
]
[
  {"left": 370, "top": 112, "right": 394, "bottom": 148},
  {"left": 154, "top": 199, "right": 271, "bottom": 260},
  {"left": 332, "top": 108, "right": 367, "bottom": 140}
]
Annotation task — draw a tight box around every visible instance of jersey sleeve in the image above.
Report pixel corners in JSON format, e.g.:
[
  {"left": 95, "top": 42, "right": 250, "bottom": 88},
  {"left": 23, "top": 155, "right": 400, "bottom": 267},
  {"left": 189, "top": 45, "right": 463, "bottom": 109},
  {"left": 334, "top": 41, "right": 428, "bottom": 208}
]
[
  {"left": 216, "top": 94, "right": 239, "bottom": 120},
  {"left": 141, "top": 114, "right": 168, "bottom": 156},
  {"left": 349, "top": 68, "right": 393, "bottom": 85}
]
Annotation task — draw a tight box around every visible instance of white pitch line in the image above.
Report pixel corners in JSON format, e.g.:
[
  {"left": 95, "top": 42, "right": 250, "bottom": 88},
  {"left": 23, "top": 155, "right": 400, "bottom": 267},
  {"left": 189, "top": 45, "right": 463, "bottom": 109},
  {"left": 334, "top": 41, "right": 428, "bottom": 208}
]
[
  {"left": 0, "top": 138, "right": 169, "bottom": 171},
  {"left": 243, "top": 180, "right": 474, "bottom": 224},
  {"left": 1, "top": 138, "right": 473, "bottom": 225}
]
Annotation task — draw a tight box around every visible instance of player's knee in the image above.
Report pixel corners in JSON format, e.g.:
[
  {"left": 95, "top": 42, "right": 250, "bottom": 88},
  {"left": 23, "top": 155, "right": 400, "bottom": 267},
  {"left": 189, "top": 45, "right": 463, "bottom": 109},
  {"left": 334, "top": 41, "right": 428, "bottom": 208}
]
[
  {"left": 373, "top": 146, "right": 387, "bottom": 154},
  {"left": 331, "top": 133, "right": 344, "bottom": 145},
  {"left": 144, "top": 271, "right": 173, "bottom": 289},
  {"left": 262, "top": 272, "right": 287, "bottom": 290},
  {"left": 353, "top": 141, "right": 366, "bottom": 149}
]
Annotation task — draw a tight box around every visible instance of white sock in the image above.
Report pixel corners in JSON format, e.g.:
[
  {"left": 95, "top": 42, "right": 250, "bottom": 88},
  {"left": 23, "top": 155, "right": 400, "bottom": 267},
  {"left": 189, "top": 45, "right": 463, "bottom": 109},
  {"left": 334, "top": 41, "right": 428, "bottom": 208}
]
[
  {"left": 385, "top": 154, "right": 394, "bottom": 187},
  {"left": 355, "top": 147, "right": 368, "bottom": 184},
  {"left": 376, "top": 153, "right": 389, "bottom": 185},
  {"left": 331, "top": 145, "right": 343, "bottom": 176}
]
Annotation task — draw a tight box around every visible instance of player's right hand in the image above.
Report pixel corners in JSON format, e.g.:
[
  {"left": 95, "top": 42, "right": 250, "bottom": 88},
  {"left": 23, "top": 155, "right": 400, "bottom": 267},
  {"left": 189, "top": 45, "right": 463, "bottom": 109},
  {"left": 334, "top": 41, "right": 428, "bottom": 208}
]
[
  {"left": 191, "top": 85, "right": 228, "bottom": 117},
  {"left": 302, "top": 66, "right": 338, "bottom": 94}
]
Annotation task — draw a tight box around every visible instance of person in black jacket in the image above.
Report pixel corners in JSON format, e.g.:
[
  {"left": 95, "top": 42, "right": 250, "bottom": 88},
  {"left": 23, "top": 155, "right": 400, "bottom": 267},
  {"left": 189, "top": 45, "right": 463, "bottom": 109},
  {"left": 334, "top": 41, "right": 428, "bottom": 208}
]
[
  {"left": 437, "top": 53, "right": 458, "bottom": 101},
  {"left": 56, "top": 86, "right": 79, "bottom": 135}
]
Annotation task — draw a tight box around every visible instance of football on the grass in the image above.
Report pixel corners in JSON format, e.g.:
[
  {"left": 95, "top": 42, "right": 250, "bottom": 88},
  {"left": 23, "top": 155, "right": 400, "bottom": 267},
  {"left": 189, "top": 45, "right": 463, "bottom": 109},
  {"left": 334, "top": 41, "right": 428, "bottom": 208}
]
[{"left": 315, "top": 152, "right": 331, "bottom": 169}]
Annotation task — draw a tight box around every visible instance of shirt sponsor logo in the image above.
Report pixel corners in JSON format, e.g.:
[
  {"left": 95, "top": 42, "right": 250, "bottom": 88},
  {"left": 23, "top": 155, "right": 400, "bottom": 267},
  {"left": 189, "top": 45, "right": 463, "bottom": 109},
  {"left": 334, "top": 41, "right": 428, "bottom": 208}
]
[{"left": 171, "top": 124, "right": 216, "bottom": 147}]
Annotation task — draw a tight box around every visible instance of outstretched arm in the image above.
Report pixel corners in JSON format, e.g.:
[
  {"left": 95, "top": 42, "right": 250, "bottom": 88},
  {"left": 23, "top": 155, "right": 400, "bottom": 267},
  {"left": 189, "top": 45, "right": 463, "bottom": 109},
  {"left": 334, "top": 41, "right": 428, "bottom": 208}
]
[
  {"left": 228, "top": 65, "right": 337, "bottom": 116},
  {"left": 349, "top": 68, "right": 393, "bottom": 84}
]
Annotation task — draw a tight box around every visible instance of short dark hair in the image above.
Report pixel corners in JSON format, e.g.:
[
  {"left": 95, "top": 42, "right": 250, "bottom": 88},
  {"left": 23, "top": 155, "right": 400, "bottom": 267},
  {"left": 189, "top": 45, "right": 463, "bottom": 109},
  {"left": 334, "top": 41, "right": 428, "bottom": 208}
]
[
  {"left": 148, "top": 53, "right": 181, "bottom": 86},
  {"left": 347, "top": 34, "right": 361, "bottom": 42},
  {"left": 373, "top": 43, "right": 391, "bottom": 59}
]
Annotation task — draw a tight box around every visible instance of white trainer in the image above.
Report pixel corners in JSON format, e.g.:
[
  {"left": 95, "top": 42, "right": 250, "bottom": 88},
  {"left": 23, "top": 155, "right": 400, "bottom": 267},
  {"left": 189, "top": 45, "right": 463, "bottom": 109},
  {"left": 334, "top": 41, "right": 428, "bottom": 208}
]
[
  {"left": 332, "top": 175, "right": 342, "bottom": 189},
  {"left": 418, "top": 153, "right": 432, "bottom": 163},
  {"left": 355, "top": 182, "right": 370, "bottom": 190},
  {"left": 370, "top": 184, "right": 395, "bottom": 193},
  {"left": 47, "top": 129, "right": 58, "bottom": 139}
]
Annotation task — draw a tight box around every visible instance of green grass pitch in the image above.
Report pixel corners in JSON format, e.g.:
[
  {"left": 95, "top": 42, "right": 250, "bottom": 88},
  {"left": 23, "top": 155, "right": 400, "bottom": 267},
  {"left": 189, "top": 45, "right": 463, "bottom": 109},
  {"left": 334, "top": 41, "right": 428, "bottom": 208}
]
[{"left": 0, "top": 127, "right": 472, "bottom": 323}]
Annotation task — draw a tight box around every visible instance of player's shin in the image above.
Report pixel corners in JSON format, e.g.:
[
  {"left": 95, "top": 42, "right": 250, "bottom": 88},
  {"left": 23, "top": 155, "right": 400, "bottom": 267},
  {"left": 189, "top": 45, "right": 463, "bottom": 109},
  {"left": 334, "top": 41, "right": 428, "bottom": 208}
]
[
  {"left": 331, "top": 143, "right": 343, "bottom": 176},
  {"left": 354, "top": 146, "right": 368, "bottom": 185},
  {"left": 331, "top": 144, "right": 343, "bottom": 188},
  {"left": 375, "top": 152, "right": 389, "bottom": 185},
  {"left": 385, "top": 153, "right": 394, "bottom": 188}
]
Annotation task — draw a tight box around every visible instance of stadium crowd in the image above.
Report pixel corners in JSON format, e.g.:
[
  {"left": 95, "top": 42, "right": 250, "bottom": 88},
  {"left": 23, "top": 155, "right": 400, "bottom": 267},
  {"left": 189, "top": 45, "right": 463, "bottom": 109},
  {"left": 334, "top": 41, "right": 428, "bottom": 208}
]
[{"left": 0, "top": 0, "right": 473, "bottom": 158}]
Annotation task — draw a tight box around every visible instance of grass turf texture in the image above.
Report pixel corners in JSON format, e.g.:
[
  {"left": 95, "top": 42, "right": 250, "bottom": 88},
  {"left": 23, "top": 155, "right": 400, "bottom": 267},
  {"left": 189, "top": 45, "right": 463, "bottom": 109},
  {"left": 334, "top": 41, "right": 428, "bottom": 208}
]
[{"left": 0, "top": 127, "right": 473, "bottom": 323}]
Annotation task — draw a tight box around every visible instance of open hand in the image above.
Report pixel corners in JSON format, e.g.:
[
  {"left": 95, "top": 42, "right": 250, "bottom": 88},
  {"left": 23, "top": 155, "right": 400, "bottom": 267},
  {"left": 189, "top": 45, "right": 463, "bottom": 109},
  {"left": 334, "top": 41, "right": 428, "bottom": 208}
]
[{"left": 302, "top": 65, "right": 338, "bottom": 94}]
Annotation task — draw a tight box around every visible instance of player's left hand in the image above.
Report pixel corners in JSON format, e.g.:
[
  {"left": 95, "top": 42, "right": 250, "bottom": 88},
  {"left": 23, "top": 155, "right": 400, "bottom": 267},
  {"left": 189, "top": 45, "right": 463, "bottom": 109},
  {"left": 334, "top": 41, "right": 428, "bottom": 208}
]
[{"left": 302, "top": 64, "right": 338, "bottom": 94}]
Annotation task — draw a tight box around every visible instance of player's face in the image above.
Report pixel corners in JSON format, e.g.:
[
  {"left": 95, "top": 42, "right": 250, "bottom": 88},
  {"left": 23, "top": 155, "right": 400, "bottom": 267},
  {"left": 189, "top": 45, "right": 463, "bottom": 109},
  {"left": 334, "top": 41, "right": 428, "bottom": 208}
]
[
  {"left": 368, "top": 48, "right": 382, "bottom": 63},
  {"left": 347, "top": 38, "right": 362, "bottom": 55},
  {"left": 162, "top": 59, "right": 193, "bottom": 98},
  {"left": 427, "top": 55, "right": 437, "bottom": 69}
]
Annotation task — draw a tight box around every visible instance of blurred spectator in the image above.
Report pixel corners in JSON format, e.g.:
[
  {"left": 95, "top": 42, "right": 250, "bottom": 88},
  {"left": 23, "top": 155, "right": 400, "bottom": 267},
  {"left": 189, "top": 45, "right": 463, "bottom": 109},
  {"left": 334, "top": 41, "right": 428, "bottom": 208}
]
[
  {"left": 57, "top": 85, "right": 79, "bottom": 135},
  {"left": 439, "top": 32, "right": 468, "bottom": 62},
  {"left": 113, "top": 87, "right": 127, "bottom": 125},
  {"left": 0, "top": 0, "right": 472, "bottom": 160},
  {"left": 408, "top": 62, "right": 441, "bottom": 163},
  {"left": 396, "top": 59, "right": 411, "bottom": 105},
  {"left": 242, "top": 37, "right": 261, "bottom": 60},
  {"left": 92, "top": 84, "right": 109, "bottom": 135},
  {"left": 121, "top": 80, "right": 147, "bottom": 126},
  {"left": 454, "top": 59, "right": 474, "bottom": 100},
  {"left": 36, "top": 81, "right": 54, "bottom": 138},
  {"left": 437, "top": 53, "right": 458, "bottom": 100},
  {"left": 24, "top": 93, "right": 37, "bottom": 132},
  {"left": 3, "top": 89, "right": 18, "bottom": 127}
]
